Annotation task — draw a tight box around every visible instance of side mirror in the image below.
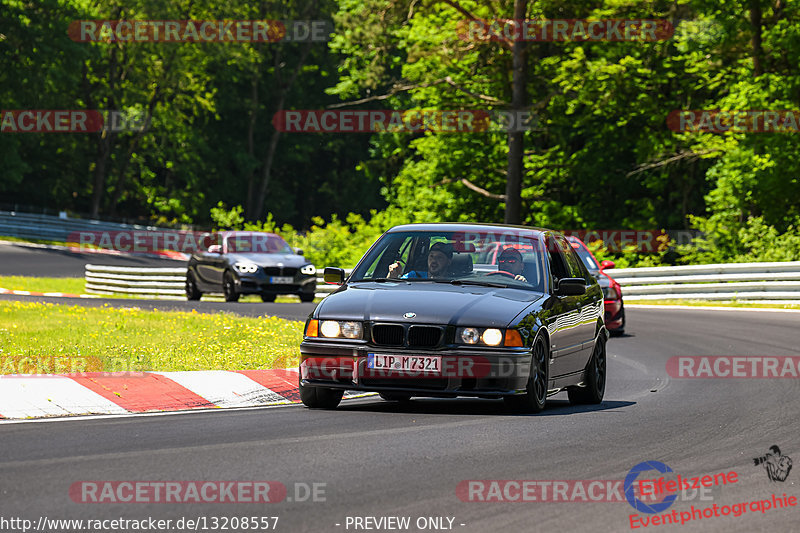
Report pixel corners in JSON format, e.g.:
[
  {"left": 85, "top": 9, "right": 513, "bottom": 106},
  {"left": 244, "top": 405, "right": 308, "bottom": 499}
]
[
  {"left": 294, "top": 248, "right": 305, "bottom": 256},
  {"left": 324, "top": 267, "right": 345, "bottom": 285},
  {"left": 600, "top": 260, "right": 615, "bottom": 270},
  {"left": 556, "top": 277, "right": 586, "bottom": 296},
  {"left": 207, "top": 244, "right": 222, "bottom": 254}
]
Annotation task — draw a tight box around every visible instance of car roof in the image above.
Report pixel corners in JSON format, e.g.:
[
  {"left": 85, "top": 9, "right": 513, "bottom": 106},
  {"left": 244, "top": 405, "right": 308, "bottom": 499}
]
[
  {"left": 218, "top": 230, "right": 281, "bottom": 238},
  {"left": 386, "top": 222, "right": 551, "bottom": 236}
]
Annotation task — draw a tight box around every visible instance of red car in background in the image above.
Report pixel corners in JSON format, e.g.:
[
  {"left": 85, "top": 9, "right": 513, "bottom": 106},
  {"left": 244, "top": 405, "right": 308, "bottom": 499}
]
[{"left": 566, "top": 236, "right": 625, "bottom": 336}]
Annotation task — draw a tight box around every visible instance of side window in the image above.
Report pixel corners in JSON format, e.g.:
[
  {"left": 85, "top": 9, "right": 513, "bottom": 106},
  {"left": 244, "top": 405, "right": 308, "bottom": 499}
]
[
  {"left": 557, "top": 237, "right": 590, "bottom": 283},
  {"left": 546, "top": 237, "right": 569, "bottom": 281}
]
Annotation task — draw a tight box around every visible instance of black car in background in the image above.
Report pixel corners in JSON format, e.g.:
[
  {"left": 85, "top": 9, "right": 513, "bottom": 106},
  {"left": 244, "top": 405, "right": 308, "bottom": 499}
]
[
  {"left": 299, "top": 223, "right": 607, "bottom": 411},
  {"left": 186, "top": 231, "right": 316, "bottom": 302}
]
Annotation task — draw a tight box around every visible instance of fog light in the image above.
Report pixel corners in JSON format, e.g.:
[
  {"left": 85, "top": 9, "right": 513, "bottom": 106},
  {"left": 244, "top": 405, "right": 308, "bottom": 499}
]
[
  {"left": 461, "top": 327, "right": 480, "bottom": 344},
  {"left": 482, "top": 328, "right": 503, "bottom": 346},
  {"left": 320, "top": 320, "right": 341, "bottom": 338},
  {"left": 341, "top": 321, "right": 362, "bottom": 339}
]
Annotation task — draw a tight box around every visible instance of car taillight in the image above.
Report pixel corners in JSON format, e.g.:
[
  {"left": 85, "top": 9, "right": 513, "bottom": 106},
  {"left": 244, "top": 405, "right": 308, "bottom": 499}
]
[{"left": 602, "top": 286, "right": 619, "bottom": 300}]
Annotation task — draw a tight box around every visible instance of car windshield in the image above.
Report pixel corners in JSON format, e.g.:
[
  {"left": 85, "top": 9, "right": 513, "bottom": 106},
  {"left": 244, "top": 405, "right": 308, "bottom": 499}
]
[
  {"left": 350, "top": 229, "right": 545, "bottom": 292},
  {"left": 223, "top": 233, "right": 294, "bottom": 254},
  {"left": 571, "top": 242, "right": 600, "bottom": 271}
]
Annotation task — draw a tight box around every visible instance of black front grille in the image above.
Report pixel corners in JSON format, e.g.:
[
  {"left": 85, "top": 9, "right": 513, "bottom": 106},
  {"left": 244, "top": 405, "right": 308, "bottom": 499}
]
[
  {"left": 262, "top": 267, "right": 298, "bottom": 276},
  {"left": 372, "top": 324, "right": 404, "bottom": 346},
  {"left": 407, "top": 326, "right": 442, "bottom": 347}
]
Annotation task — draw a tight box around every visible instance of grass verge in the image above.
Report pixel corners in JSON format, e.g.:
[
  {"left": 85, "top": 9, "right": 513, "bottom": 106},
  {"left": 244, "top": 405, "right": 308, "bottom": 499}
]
[{"left": 0, "top": 301, "right": 302, "bottom": 373}]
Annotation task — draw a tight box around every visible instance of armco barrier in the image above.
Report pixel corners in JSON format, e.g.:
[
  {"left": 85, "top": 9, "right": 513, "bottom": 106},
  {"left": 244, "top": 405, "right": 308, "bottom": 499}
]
[
  {"left": 611, "top": 261, "right": 800, "bottom": 304},
  {"left": 84, "top": 265, "right": 351, "bottom": 299},
  {"left": 83, "top": 262, "right": 800, "bottom": 303}
]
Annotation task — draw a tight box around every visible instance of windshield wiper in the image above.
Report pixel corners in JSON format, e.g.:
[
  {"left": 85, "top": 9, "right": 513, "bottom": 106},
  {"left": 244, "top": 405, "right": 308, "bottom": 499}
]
[
  {"left": 447, "top": 279, "right": 508, "bottom": 288},
  {"left": 350, "top": 277, "right": 396, "bottom": 282}
]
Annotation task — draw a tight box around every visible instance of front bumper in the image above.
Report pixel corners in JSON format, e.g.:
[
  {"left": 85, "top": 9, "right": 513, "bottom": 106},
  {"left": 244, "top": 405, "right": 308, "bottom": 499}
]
[
  {"left": 299, "top": 340, "right": 531, "bottom": 397},
  {"left": 234, "top": 272, "right": 316, "bottom": 295}
]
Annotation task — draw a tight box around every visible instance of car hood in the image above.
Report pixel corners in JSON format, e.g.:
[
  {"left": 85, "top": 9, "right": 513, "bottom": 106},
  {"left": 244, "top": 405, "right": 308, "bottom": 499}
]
[
  {"left": 315, "top": 282, "right": 544, "bottom": 328},
  {"left": 225, "top": 253, "right": 309, "bottom": 267}
]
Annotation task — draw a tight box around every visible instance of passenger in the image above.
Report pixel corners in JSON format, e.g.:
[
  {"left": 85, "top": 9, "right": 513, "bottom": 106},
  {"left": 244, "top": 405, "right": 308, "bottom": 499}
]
[
  {"left": 496, "top": 247, "right": 527, "bottom": 282},
  {"left": 388, "top": 242, "right": 452, "bottom": 279}
]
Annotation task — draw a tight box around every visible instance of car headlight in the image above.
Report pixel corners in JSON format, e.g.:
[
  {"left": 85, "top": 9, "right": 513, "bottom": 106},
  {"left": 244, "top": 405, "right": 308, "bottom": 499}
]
[
  {"left": 300, "top": 264, "right": 316, "bottom": 276},
  {"left": 456, "top": 327, "right": 518, "bottom": 347},
  {"left": 460, "top": 327, "right": 480, "bottom": 344},
  {"left": 602, "top": 286, "right": 619, "bottom": 300},
  {"left": 233, "top": 262, "right": 259, "bottom": 274},
  {"left": 481, "top": 328, "right": 503, "bottom": 346},
  {"left": 318, "top": 320, "right": 363, "bottom": 339}
]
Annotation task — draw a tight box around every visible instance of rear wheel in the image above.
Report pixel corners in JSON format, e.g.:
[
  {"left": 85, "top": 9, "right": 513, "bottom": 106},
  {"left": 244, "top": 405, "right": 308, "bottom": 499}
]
[
  {"left": 568, "top": 335, "right": 606, "bottom": 405},
  {"left": 223, "top": 271, "right": 240, "bottom": 302},
  {"left": 379, "top": 392, "right": 411, "bottom": 402},
  {"left": 504, "top": 336, "right": 549, "bottom": 413},
  {"left": 185, "top": 271, "right": 202, "bottom": 301},
  {"left": 260, "top": 294, "right": 276, "bottom": 302},
  {"left": 299, "top": 381, "right": 344, "bottom": 409}
]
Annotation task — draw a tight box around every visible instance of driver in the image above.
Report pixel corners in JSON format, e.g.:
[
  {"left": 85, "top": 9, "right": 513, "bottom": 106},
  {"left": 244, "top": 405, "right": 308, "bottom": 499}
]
[
  {"left": 388, "top": 242, "right": 452, "bottom": 279},
  {"left": 495, "top": 247, "right": 527, "bottom": 282}
]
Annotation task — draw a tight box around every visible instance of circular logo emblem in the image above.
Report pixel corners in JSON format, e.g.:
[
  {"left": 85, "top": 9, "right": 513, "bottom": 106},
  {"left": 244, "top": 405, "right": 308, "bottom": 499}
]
[
  {"left": 403, "top": 312, "right": 416, "bottom": 319},
  {"left": 624, "top": 461, "right": 677, "bottom": 514}
]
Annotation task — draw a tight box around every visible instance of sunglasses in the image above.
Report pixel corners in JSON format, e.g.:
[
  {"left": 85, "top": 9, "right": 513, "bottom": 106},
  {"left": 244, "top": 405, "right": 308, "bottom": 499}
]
[{"left": 498, "top": 258, "right": 518, "bottom": 264}]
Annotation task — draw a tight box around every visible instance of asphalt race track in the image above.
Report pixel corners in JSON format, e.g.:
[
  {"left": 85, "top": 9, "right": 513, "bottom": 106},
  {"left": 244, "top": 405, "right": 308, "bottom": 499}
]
[{"left": 2, "top": 307, "right": 799, "bottom": 533}]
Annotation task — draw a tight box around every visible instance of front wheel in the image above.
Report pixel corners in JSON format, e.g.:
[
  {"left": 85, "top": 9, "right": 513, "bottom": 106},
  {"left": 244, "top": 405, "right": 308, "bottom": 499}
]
[
  {"left": 568, "top": 335, "right": 607, "bottom": 405},
  {"left": 504, "top": 336, "right": 549, "bottom": 413},
  {"left": 223, "top": 271, "right": 240, "bottom": 302},
  {"left": 185, "top": 271, "right": 202, "bottom": 301},
  {"left": 299, "top": 382, "right": 344, "bottom": 409},
  {"left": 260, "top": 294, "right": 276, "bottom": 302},
  {"left": 299, "top": 292, "right": 315, "bottom": 303}
]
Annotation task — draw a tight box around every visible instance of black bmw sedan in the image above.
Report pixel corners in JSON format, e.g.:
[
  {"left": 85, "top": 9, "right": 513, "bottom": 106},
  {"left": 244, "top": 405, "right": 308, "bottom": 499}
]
[
  {"left": 185, "top": 231, "right": 317, "bottom": 302},
  {"left": 299, "top": 223, "right": 608, "bottom": 412}
]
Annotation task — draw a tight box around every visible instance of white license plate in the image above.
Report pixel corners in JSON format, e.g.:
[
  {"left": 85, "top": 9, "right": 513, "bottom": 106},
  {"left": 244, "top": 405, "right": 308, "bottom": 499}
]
[
  {"left": 269, "top": 276, "right": 294, "bottom": 284},
  {"left": 367, "top": 353, "right": 441, "bottom": 373}
]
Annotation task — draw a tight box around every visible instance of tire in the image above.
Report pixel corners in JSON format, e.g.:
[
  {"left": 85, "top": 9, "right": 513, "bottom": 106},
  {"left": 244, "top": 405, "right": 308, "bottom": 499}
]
[
  {"left": 299, "top": 382, "right": 344, "bottom": 409},
  {"left": 610, "top": 306, "right": 625, "bottom": 336},
  {"left": 261, "top": 294, "right": 276, "bottom": 302},
  {"left": 503, "top": 336, "right": 549, "bottom": 413},
  {"left": 222, "top": 271, "right": 240, "bottom": 302},
  {"left": 568, "top": 334, "right": 607, "bottom": 405},
  {"left": 299, "top": 293, "right": 315, "bottom": 303},
  {"left": 379, "top": 392, "right": 411, "bottom": 402},
  {"left": 185, "top": 271, "right": 202, "bottom": 301}
]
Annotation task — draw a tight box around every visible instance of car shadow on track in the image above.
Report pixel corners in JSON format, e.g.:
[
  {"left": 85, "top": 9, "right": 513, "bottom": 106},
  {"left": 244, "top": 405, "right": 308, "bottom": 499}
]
[{"left": 338, "top": 397, "right": 634, "bottom": 417}]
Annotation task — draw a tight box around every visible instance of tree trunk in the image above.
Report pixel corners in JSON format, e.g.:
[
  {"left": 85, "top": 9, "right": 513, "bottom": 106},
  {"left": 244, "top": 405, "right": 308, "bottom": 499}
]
[
  {"left": 749, "top": 0, "right": 763, "bottom": 76},
  {"left": 504, "top": 0, "right": 527, "bottom": 225}
]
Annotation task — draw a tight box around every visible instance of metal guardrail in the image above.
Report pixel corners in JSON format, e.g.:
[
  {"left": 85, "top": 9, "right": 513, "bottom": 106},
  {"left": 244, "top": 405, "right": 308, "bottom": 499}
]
[
  {"left": 0, "top": 210, "right": 195, "bottom": 243},
  {"left": 84, "top": 262, "right": 800, "bottom": 303},
  {"left": 85, "top": 265, "right": 352, "bottom": 299},
  {"left": 611, "top": 261, "right": 800, "bottom": 303}
]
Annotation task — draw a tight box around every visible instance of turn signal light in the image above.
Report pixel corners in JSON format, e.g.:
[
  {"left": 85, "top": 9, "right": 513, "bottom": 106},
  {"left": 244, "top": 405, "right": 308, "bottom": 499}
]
[
  {"left": 504, "top": 329, "right": 523, "bottom": 347},
  {"left": 305, "top": 319, "right": 319, "bottom": 337}
]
